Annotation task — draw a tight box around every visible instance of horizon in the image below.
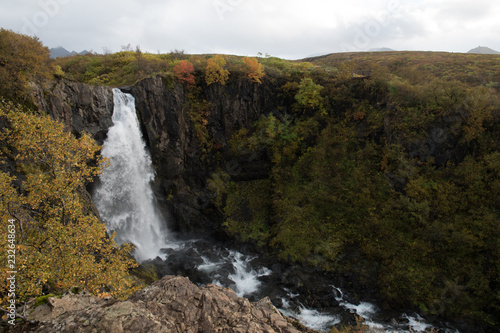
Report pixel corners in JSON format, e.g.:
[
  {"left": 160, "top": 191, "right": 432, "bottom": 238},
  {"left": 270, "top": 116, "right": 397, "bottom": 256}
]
[
  {"left": 1, "top": 0, "right": 500, "bottom": 60},
  {"left": 47, "top": 44, "right": 499, "bottom": 61}
]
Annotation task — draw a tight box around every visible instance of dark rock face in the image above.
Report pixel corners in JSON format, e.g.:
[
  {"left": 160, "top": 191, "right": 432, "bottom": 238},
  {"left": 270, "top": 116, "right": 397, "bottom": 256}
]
[
  {"left": 131, "top": 76, "right": 284, "bottom": 234},
  {"left": 22, "top": 275, "right": 313, "bottom": 333},
  {"left": 29, "top": 76, "right": 282, "bottom": 235},
  {"left": 31, "top": 79, "right": 114, "bottom": 145}
]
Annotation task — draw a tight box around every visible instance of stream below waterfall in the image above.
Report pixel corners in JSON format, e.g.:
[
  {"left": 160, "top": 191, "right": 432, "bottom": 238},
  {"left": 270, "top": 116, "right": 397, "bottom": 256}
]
[{"left": 92, "top": 89, "right": 461, "bottom": 333}]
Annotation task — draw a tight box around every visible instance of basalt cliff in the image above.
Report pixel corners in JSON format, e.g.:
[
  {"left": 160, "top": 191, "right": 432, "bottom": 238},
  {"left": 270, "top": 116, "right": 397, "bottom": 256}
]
[{"left": 33, "top": 76, "right": 284, "bottom": 234}]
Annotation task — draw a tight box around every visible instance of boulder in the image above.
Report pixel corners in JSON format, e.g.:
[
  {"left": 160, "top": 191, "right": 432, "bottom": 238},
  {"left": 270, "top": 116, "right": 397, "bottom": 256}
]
[{"left": 19, "top": 275, "right": 315, "bottom": 333}]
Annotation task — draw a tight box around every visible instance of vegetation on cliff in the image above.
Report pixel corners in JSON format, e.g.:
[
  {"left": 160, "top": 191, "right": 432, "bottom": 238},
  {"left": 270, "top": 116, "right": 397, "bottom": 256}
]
[
  {"left": 51, "top": 48, "right": 270, "bottom": 88},
  {"left": 0, "top": 29, "right": 53, "bottom": 108},
  {"left": 211, "top": 56, "right": 500, "bottom": 328},
  {"left": 1, "top": 30, "right": 499, "bottom": 330}
]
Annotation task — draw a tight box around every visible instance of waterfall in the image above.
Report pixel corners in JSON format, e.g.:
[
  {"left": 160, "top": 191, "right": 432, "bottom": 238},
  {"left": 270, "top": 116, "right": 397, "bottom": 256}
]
[
  {"left": 93, "top": 88, "right": 168, "bottom": 261},
  {"left": 90, "top": 90, "right": 452, "bottom": 333}
]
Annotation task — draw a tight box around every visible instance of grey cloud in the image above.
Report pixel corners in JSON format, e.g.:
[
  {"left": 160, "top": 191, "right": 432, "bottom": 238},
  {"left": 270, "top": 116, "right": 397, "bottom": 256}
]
[
  {"left": 435, "top": 0, "right": 496, "bottom": 22},
  {"left": 1, "top": 0, "right": 499, "bottom": 59}
]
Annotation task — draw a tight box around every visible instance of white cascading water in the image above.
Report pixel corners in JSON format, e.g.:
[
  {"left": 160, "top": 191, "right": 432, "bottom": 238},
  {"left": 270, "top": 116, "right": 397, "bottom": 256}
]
[
  {"left": 93, "top": 88, "right": 168, "bottom": 261},
  {"left": 227, "top": 252, "right": 272, "bottom": 297}
]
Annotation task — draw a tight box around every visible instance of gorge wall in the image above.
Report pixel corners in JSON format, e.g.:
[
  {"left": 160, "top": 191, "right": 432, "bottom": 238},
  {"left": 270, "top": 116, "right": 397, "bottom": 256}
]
[
  {"left": 32, "top": 76, "right": 286, "bottom": 235},
  {"left": 29, "top": 75, "right": 498, "bottom": 331},
  {"left": 32, "top": 75, "right": 477, "bottom": 238},
  {"left": 130, "top": 76, "right": 285, "bottom": 234},
  {"left": 31, "top": 80, "right": 114, "bottom": 145}
]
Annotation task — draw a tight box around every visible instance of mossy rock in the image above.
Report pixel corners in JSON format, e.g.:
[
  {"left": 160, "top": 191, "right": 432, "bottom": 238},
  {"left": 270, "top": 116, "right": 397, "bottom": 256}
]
[
  {"left": 130, "top": 262, "right": 159, "bottom": 285},
  {"left": 160, "top": 73, "right": 175, "bottom": 90},
  {"left": 71, "top": 286, "right": 82, "bottom": 294},
  {"left": 34, "top": 293, "right": 56, "bottom": 307}
]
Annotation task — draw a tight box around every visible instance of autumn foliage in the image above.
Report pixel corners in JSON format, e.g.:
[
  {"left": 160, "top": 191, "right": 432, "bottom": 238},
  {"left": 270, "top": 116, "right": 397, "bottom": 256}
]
[
  {"left": 0, "top": 29, "right": 52, "bottom": 106},
  {"left": 214, "top": 60, "right": 500, "bottom": 328},
  {"left": 0, "top": 102, "right": 138, "bottom": 306},
  {"left": 205, "top": 54, "right": 229, "bottom": 86},
  {"left": 243, "top": 57, "right": 265, "bottom": 83},
  {"left": 173, "top": 60, "right": 195, "bottom": 85},
  {"left": 295, "top": 78, "right": 326, "bottom": 115}
]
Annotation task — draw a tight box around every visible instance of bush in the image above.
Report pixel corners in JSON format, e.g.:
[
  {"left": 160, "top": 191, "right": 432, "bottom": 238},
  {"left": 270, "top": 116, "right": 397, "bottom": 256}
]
[
  {"left": 0, "top": 101, "right": 139, "bottom": 306},
  {"left": 0, "top": 29, "right": 52, "bottom": 106}
]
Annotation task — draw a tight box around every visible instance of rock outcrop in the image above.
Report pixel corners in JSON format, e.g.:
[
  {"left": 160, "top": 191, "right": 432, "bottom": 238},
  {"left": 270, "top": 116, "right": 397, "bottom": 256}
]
[
  {"left": 19, "top": 275, "right": 313, "bottom": 333},
  {"left": 31, "top": 79, "right": 114, "bottom": 145}
]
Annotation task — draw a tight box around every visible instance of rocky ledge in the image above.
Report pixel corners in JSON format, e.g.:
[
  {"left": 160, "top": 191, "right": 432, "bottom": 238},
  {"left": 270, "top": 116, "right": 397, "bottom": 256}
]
[{"left": 13, "top": 275, "right": 314, "bottom": 333}]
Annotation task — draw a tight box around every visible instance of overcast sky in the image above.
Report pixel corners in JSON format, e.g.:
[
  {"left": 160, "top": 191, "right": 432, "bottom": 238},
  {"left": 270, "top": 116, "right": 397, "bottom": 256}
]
[{"left": 1, "top": 0, "right": 500, "bottom": 59}]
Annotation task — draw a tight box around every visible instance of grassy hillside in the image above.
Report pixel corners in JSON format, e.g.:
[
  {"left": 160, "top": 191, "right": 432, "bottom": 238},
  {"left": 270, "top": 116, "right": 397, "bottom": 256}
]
[{"left": 303, "top": 51, "right": 500, "bottom": 86}]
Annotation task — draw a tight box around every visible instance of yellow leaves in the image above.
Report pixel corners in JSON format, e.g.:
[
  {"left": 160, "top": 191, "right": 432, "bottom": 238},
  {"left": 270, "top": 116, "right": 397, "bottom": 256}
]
[
  {"left": 0, "top": 102, "right": 138, "bottom": 305},
  {"left": 295, "top": 78, "right": 326, "bottom": 114},
  {"left": 337, "top": 61, "right": 356, "bottom": 81},
  {"left": 205, "top": 54, "right": 229, "bottom": 86},
  {"left": 0, "top": 29, "right": 52, "bottom": 104},
  {"left": 406, "top": 177, "right": 436, "bottom": 201},
  {"left": 243, "top": 57, "right": 265, "bottom": 84},
  {"left": 97, "top": 292, "right": 112, "bottom": 299}
]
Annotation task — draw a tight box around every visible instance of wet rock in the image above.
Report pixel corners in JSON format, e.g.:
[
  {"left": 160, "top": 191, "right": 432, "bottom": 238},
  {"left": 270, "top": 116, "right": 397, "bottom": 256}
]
[
  {"left": 337, "top": 310, "right": 359, "bottom": 328},
  {"left": 159, "top": 247, "right": 175, "bottom": 255},
  {"left": 271, "top": 263, "right": 283, "bottom": 275}
]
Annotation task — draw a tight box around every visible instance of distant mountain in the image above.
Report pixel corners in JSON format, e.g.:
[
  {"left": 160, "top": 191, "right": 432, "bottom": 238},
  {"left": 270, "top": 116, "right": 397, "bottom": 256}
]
[
  {"left": 369, "top": 47, "right": 396, "bottom": 52},
  {"left": 50, "top": 47, "right": 89, "bottom": 59},
  {"left": 467, "top": 46, "right": 500, "bottom": 55},
  {"left": 50, "top": 47, "right": 71, "bottom": 58}
]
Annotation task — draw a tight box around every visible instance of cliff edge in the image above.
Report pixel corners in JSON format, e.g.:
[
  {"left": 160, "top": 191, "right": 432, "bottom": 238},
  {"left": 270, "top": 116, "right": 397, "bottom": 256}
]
[{"left": 11, "top": 275, "right": 313, "bottom": 333}]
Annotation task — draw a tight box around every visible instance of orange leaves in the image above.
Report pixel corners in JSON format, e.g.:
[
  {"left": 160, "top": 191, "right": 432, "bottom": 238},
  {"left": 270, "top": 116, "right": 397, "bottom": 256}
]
[
  {"left": 243, "top": 57, "right": 265, "bottom": 84},
  {"left": 173, "top": 60, "right": 195, "bottom": 86},
  {"left": 352, "top": 110, "right": 366, "bottom": 120},
  {"left": 205, "top": 54, "right": 229, "bottom": 86}
]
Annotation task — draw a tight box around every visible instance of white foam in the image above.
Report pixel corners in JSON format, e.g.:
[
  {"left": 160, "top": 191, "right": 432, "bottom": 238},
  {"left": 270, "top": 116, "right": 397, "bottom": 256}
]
[
  {"left": 281, "top": 297, "right": 291, "bottom": 309},
  {"left": 228, "top": 251, "right": 271, "bottom": 297},
  {"left": 194, "top": 250, "right": 272, "bottom": 297},
  {"left": 333, "top": 284, "right": 439, "bottom": 332},
  {"left": 198, "top": 256, "right": 220, "bottom": 274},
  {"left": 332, "top": 285, "right": 378, "bottom": 319},
  {"left": 402, "top": 313, "right": 434, "bottom": 332},
  {"left": 341, "top": 301, "right": 378, "bottom": 318},
  {"left": 281, "top": 306, "right": 340, "bottom": 332}
]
